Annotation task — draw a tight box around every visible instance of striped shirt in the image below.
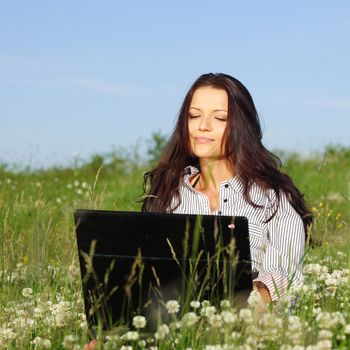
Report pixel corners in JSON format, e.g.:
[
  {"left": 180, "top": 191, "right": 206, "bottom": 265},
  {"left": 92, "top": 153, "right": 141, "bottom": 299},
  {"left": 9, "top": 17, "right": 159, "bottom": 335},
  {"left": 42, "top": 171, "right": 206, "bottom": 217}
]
[{"left": 168, "top": 165, "right": 305, "bottom": 301}]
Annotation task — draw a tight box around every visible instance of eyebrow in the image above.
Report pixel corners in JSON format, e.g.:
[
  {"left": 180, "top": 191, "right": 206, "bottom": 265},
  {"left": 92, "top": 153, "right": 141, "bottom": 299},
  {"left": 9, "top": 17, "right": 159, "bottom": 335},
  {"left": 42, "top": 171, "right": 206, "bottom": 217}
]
[{"left": 189, "top": 107, "right": 228, "bottom": 112}]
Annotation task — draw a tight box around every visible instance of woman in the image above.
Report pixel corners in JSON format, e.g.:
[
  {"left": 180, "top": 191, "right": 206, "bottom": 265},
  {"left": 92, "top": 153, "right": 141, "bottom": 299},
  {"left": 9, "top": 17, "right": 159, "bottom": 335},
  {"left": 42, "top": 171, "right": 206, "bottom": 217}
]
[
  {"left": 141, "top": 72, "right": 312, "bottom": 303},
  {"left": 84, "top": 73, "right": 312, "bottom": 349}
]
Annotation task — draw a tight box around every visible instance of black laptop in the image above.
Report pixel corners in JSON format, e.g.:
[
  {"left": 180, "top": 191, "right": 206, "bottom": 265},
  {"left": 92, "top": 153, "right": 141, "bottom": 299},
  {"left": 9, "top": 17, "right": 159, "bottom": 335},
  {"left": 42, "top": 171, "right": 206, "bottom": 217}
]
[{"left": 74, "top": 210, "right": 252, "bottom": 334}]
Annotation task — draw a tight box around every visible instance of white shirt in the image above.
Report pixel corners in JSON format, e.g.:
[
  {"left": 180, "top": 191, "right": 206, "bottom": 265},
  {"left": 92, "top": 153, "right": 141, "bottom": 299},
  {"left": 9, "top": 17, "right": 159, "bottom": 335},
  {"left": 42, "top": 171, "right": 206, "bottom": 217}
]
[{"left": 169, "top": 165, "right": 305, "bottom": 301}]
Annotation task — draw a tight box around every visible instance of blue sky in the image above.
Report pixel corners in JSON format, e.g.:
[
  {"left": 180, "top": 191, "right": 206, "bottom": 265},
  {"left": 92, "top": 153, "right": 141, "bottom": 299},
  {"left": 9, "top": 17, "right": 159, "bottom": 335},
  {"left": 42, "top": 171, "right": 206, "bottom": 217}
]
[{"left": 1, "top": 1, "right": 349, "bottom": 169}]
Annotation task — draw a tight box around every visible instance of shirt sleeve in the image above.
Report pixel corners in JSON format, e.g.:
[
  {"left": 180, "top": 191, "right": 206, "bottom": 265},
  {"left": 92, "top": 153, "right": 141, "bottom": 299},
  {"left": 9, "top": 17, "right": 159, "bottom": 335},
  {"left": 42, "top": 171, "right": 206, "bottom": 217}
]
[{"left": 253, "top": 190, "right": 305, "bottom": 301}]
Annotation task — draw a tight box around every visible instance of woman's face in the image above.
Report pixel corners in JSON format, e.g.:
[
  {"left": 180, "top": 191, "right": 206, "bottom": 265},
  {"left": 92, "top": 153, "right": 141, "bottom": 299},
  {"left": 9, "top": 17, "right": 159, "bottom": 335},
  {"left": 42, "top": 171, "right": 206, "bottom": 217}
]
[{"left": 188, "top": 86, "right": 228, "bottom": 160}]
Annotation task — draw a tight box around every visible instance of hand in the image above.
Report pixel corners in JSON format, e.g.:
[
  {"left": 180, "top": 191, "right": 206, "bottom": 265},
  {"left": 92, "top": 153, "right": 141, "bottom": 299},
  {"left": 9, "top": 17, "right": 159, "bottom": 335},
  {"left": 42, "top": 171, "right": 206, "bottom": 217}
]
[
  {"left": 83, "top": 339, "right": 98, "bottom": 350},
  {"left": 250, "top": 282, "right": 272, "bottom": 315},
  {"left": 253, "top": 281, "right": 272, "bottom": 304},
  {"left": 257, "top": 286, "right": 271, "bottom": 304}
]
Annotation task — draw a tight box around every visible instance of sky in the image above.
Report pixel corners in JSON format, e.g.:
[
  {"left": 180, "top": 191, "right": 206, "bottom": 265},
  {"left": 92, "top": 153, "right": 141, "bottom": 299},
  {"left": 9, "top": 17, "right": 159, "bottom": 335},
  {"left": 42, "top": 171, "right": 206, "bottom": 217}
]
[{"left": 1, "top": 1, "right": 349, "bottom": 170}]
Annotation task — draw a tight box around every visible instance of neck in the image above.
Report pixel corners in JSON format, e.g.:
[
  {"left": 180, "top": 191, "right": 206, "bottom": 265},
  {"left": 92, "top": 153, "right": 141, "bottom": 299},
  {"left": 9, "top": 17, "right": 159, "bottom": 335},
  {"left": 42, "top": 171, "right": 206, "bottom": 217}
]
[{"left": 197, "top": 158, "right": 235, "bottom": 191}]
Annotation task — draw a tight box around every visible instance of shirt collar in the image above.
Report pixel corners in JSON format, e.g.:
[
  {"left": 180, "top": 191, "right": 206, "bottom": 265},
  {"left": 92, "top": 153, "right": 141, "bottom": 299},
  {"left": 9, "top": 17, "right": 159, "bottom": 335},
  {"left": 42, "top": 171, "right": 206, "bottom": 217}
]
[{"left": 183, "top": 165, "right": 244, "bottom": 194}]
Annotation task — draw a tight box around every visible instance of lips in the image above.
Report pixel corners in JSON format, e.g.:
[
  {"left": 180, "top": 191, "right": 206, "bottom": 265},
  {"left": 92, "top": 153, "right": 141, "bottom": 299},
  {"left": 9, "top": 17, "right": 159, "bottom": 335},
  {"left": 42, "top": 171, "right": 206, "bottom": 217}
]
[{"left": 195, "top": 137, "right": 214, "bottom": 144}]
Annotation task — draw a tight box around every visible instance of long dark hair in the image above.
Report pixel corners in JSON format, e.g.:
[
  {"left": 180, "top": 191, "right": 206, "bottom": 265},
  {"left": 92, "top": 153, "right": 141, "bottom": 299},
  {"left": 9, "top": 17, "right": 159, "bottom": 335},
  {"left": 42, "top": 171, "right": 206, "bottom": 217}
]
[{"left": 141, "top": 73, "right": 313, "bottom": 233}]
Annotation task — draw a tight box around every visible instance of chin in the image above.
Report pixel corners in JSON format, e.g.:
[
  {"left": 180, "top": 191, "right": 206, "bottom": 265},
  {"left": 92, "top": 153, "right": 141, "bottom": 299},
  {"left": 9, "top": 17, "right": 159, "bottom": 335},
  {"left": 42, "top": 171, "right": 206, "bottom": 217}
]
[
  {"left": 193, "top": 153, "right": 222, "bottom": 161},
  {"left": 190, "top": 145, "right": 224, "bottom": 161}
]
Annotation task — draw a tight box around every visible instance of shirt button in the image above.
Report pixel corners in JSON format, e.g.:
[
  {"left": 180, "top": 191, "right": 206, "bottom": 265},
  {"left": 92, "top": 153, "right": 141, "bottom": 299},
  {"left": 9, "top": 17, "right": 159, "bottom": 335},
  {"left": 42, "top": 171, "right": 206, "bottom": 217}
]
[
  {"left": 223, "top": 199, "right": 228, "bottom": 203},
  {"left": 224, "top": 184, "right": 229, "bottom": 188}
]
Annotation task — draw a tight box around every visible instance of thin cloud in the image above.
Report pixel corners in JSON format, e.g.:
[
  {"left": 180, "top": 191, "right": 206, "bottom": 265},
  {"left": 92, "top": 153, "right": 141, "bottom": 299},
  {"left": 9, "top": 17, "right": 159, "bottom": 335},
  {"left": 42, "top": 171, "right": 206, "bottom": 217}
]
[
  {"left": 259, "top": 93, "right": 350, "bottom": 110},
  {"left": 0, "top": 76, "right": 154, "bottom": 97},
  {"left": 306, "top": 96, "right": 350, "bottom": 110},
  {"left": 67, "top": 78, "right": 152, "bottom": 96}
]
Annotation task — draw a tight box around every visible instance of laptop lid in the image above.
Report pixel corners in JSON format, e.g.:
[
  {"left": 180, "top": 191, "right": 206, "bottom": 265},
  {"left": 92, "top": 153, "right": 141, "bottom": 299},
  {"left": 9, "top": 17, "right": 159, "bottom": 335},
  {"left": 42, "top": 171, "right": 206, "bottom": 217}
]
[{"left": 74, "top": 209, "right": 252, "bottom": 333}]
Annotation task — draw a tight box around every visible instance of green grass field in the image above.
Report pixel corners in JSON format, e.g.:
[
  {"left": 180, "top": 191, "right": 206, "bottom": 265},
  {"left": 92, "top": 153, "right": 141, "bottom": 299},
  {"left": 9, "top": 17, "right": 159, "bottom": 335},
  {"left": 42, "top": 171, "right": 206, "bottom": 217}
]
[{"left": 1, "top": 144, "right": 350, "bottom": 349}]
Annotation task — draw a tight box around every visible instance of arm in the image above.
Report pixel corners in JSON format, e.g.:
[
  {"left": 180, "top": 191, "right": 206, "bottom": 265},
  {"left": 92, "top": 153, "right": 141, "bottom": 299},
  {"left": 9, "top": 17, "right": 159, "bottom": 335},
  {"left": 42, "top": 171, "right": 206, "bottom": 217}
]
[{"left": 253, "top": 190, "right": 305, "bottom": 302}]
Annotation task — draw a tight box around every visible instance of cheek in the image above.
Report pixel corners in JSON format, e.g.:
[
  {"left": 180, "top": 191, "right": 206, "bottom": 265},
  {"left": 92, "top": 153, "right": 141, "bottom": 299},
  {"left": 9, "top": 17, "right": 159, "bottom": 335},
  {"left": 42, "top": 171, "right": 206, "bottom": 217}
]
[
  {"left": 216, "top": 124, "right": 227, "bottom": 140},
  {"left": 187, "top": 120, "right": 195, "bottom": 134},
  {"left": 187, "top": 123, "right": 195, "bottom": 151}
]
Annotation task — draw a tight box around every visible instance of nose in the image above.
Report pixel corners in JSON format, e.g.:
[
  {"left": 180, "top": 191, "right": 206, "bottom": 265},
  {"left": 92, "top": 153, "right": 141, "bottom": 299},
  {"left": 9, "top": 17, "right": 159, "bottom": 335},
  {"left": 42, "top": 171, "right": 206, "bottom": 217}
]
[{"left": 198, "top": 116, "right": 212, "bottom": 131}]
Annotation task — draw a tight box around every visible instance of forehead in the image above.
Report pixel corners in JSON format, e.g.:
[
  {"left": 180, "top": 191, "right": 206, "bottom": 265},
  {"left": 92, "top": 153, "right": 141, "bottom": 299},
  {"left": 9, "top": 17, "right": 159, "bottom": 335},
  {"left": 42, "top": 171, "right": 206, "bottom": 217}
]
[{"left": 190, "top": 87, "right": 228, "bottom": 111}]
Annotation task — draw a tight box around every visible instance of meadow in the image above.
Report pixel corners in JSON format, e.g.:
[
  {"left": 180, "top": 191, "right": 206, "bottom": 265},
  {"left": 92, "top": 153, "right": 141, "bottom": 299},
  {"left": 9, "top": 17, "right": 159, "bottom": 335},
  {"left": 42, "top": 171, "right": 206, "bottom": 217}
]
[{"left": 0, "top": 140, "right": 350, "bottom": 350}]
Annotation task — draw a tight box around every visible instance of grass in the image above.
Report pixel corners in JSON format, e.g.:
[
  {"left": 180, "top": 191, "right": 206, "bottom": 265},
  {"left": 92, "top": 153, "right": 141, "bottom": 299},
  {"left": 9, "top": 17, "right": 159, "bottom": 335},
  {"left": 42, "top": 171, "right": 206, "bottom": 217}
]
[{"left": 0, "top": 144, "right": 349, "bottom": 349}]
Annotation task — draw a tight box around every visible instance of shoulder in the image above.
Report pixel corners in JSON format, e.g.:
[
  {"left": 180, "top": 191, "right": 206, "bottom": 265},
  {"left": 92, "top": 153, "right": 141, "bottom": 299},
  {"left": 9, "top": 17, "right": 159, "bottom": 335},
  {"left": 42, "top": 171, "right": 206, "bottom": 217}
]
[
  {"left": 243, "top": 180, "right": 274, "bottom": 208},
  {"left": 246, "top": 181, "right": 295, "bottom": 216}
]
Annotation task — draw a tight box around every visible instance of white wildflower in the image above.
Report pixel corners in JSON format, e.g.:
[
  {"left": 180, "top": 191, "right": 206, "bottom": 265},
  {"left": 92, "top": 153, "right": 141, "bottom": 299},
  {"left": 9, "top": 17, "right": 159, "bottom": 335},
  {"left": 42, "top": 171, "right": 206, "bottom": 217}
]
[
  {"left": 303, "top": 263, "right": 327, "bottom": 275},
  {"left": 120, "top": 346, "right": 133, "bottom": 350},
  {"left": 138, "top": 340, "right": 146, "bottom": 348},
  {"left": 132, "top": 315, "right": 146, "bottom": 329},
  {"left": 22, "top": 288, "right": 33, "bottom": 298},
  {"left": 342, "top": 269, "right": 350, "bottom": 276},
  {"left": 332, "top": 311, "right": 346, "bottom": 326},
  {"left": 221, "top": 310, "right": 236, "bottom": 324},
  {"left": 324, "top": 277, "right": 338, "bottom": 286},
  {"left": 313, "top": 307, "right": 322, "bottom": 316},
  {"left": 289, "top": 281, "right": 303, "bottom": 294},
  {"left": 169, "top": 321, "right": 181, "bottom": 331},
  {"left": 31, "top": 337, "right": 42, "bottom": 346},
  {"left": 154, "top": 324, "right": 169, "bottom": 340},
  {"left": 316, "top": 312, "right": 334, "bottom": 329},
  {"left": 204, "top": 346, "right": 222, "bottom": 350},
  {"left": 33, "top": 305, "right": 44, "bottom": 319},
  {"left": 103, "top": 340, "right": 117, "bottom": 350},
  {"left": 201, "top": 300, "right": 211, "bottom": 307},
  {"left": 319, "top": 272, "right": 331, "bottom": 282},
  {"left": 337, "top": 334, "right": 346, "bottom": 341},
  {"left": 165, "top": 300, "right": 180, "bottom": 314},
  {"left": 52, "top": 301, "right": 72, "bottom": 327},
  {"left": 220, "top": 300, "right": 230, "bottom": 309},
  {"left": 318, "top": 330, "right": 333, "bottom": 339},
  {"left": 209, "top": 314, "right": 223, "bottom": 328},
  {"left": 190, "top": 300, "right": 201, "bottom": 309},
  {"left": 315, "top": 339, "right": 332, "bottom": 350},
  {"left": 344, "top": 324, "right": 350, "bottom": 334},
  {"left": 247, "top": 289, "right": 265, "bottom": 308},
  {"left": 201, "top": 306, "right": 216, "bottom": 318},
  {"left": 0, "top": 327, "right": 16, "bottom": 341},
  {"left": 76, "top": 188, "right": 83, "bottom": 195},
  {"left": 125, "top": 331, "right": 139, "bottom": 340},
  {"left": 231, "top": 331, "right": 240, "bottom": 340},
  {"left": 246, "top": 336, "right": 258, "bottom": 347},
  {"left": 261, "top": 313, "right": 283, "bottom": 330},
  {"left": 62, "top": 335, "right": 78, "bottom": 348},
  {"left": 181, "top": 312, "right": 199, "bottom": 327},
  {"left": 239, "top": 308, "right": 253, "bottom": 323},
  {"left": 31, "top": 337, "right": 51, "bottom": 349}
]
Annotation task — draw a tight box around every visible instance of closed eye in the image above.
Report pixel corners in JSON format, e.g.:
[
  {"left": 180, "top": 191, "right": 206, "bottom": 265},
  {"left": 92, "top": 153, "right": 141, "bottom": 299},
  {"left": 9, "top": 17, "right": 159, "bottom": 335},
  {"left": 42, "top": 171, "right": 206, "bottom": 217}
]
[{"left": 189, "top": 114, "right": 227, "bottom": 121}]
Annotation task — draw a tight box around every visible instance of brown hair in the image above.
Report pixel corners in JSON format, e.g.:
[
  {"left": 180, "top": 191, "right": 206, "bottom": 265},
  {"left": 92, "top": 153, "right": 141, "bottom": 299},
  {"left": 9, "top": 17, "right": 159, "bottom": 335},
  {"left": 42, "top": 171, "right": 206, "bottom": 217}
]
[{"left": 141, "top": 73, "right": 313, "bottom": 233}]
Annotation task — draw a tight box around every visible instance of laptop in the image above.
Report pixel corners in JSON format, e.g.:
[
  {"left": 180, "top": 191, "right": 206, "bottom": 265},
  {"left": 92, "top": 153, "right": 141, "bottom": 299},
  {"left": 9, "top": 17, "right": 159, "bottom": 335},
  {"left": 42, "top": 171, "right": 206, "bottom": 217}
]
[{"left": 74, "top": 209, "right": 252, "bottom": 334}]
